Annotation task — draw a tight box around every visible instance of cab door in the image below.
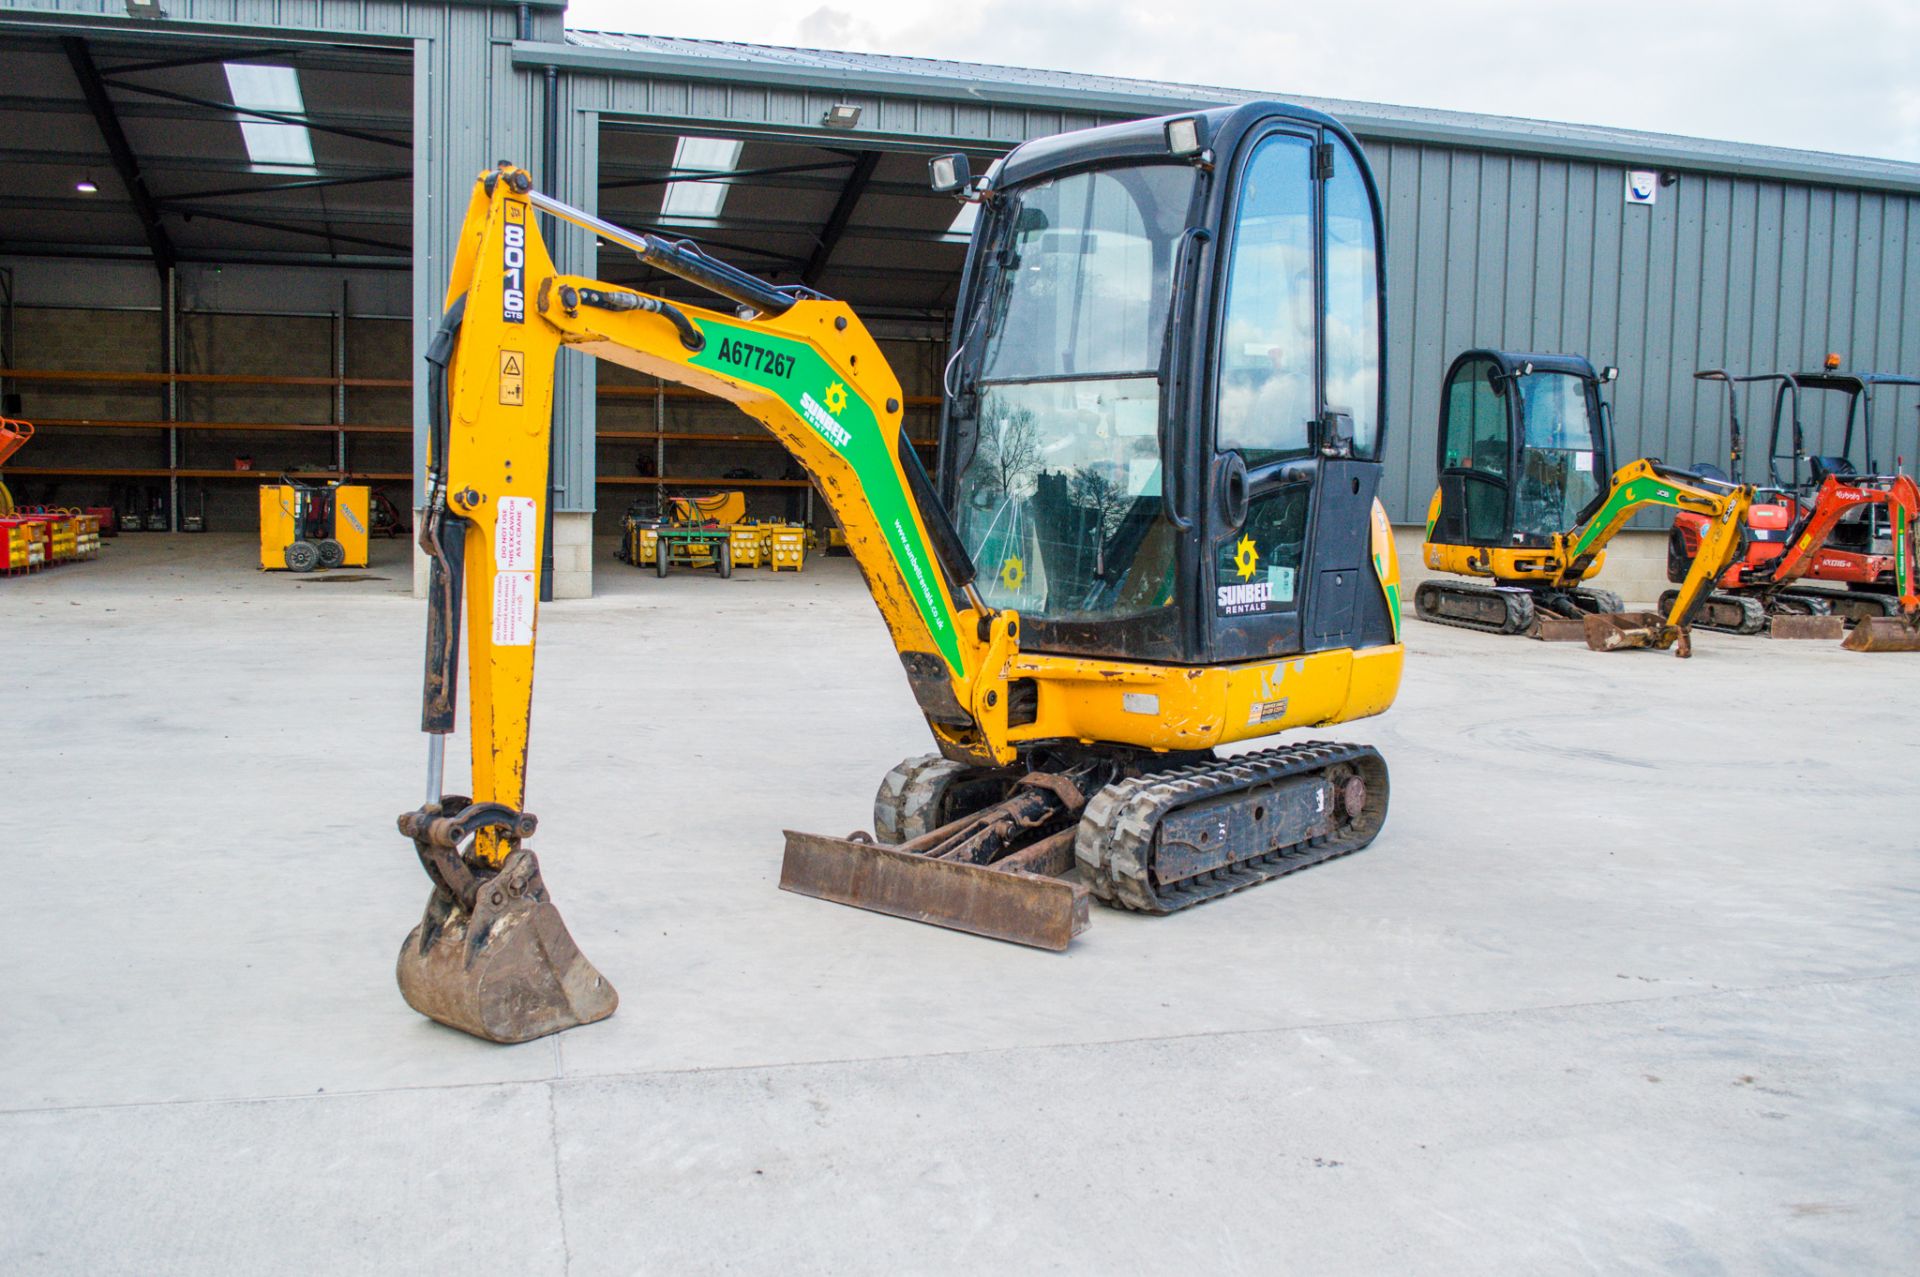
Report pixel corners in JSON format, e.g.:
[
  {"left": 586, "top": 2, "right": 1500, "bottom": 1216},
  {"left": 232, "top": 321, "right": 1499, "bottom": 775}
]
[
  {"left": 1430, "top": 354, "right": 1515, "bottom": 548},
  {"left": 1203, "top": 127, "right": 1388, "bottom": 660}
]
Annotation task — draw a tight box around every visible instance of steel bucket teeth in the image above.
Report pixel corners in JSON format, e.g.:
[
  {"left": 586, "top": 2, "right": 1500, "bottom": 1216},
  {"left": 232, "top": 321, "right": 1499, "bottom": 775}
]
[
  {"left": 779, "top": 830, "right": 1089, "bottom": 950},
  {"left": 1841, "top": 616, "right": 1920, "bottom": 652},
  {"left": 396, "top": 847, "right": 617, "bottom": 1043}
]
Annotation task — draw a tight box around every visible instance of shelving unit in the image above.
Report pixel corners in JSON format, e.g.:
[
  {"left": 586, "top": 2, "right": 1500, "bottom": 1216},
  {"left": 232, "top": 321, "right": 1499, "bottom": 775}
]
[{"left": 0, "top": 368, "right": 945, "bottom": 522}]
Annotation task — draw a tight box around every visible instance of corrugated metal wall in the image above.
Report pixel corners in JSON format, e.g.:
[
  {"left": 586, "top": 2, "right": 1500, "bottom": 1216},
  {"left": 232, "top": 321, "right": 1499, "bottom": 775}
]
[
  {"left": 559, "top": 69, "right": 1920, "bottom": 523},
  {"left": 1366, "top": 138, "right": 1920, "bottom": 521}
]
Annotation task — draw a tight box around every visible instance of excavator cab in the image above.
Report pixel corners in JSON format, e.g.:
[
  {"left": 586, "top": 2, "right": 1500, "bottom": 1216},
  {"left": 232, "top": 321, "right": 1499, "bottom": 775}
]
[
  {"left": 1427, "top": 350, "right": 1613, "bottom": 552},
  {"left": 937, "top": 104, "right": 1394, "bottom": 670}
]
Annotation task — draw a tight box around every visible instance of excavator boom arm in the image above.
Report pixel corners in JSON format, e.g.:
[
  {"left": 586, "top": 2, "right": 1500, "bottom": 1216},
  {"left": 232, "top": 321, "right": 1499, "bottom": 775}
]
[
  {"left": 420, "top": 168, "right": 1005, "bottom": 864},
  {"left": 1560, "top": 457, "right": 1754, "bottom": 632}
]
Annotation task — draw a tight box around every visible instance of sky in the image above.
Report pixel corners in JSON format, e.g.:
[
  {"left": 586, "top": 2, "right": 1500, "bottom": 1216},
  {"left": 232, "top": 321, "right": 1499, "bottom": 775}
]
[{"left": 564, "top": 0, "right": 1920, "bottom": 164}]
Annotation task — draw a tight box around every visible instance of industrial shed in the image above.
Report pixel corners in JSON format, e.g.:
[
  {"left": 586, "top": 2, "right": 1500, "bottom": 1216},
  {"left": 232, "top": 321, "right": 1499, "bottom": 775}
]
[{"left": 3, "top": 1, "right": 1919, "bottom": 597}]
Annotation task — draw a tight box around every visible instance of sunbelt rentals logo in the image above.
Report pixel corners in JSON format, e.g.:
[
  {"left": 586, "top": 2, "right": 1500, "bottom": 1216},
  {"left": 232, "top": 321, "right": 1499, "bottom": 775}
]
[{"left": 800, "top": 379, "right": 853, "bottom": 449}]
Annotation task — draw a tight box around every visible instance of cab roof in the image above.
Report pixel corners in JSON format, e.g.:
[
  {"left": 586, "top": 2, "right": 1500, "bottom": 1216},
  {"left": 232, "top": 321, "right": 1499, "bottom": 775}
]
[
  {"left": 1451, "top": 349, "right": 1601, "bottom": 382},
  {"left": 991, "top": 100, "right": 1343, "bottom": 190}
]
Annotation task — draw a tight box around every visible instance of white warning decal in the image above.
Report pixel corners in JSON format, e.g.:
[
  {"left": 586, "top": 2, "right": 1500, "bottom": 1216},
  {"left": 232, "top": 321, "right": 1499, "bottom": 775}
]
[
  {"left": 493, "top": 570, "right": 535, "bottom": 646},
  {"left": 495, "top": 496, "right": 537, "bottom": 572}
]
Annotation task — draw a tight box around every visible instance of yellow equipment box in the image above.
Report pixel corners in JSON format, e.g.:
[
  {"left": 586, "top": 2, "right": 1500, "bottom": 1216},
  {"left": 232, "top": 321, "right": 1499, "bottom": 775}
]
[
  {"left": 2, "top": 522, "right": 32, "bottom": 574},
  {"left": 767, "top": 526, "right": 806, "bottom": 572},
  {"left": 728, "top": 525, "right": 763, "bottom": 568},
  {"left": 259, "top": 481, "right": 369, "bottom": 571}
]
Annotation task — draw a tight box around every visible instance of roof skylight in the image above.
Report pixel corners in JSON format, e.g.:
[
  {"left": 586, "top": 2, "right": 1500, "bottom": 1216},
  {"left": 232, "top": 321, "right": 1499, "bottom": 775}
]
[
  {"left": 659, "top": 136, "right": 743, "bottom": 220},
  {"left": 223, "top": 63, "right": 315, "bottom": 172}
]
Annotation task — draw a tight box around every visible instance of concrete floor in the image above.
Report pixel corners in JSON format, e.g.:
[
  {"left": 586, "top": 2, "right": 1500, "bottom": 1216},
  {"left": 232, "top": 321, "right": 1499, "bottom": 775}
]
[{"left": 4, "top": 532, "right": 1917, "bottom": 1275}]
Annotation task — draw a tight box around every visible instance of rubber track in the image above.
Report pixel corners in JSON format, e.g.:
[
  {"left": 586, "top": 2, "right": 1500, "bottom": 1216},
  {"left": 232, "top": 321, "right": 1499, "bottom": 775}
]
[
  {"left": 1779, "top": 588, "right": 1899, "bottom": 623},
  {"left": 1075, "top": 740, "right": 1390, "bottom": 915},
  {"left": 1414, "top": 579, "right": 1534, "bottom": 635},
  {"left": 1658, "top": 589, "right": 1769, "bottom": 635}
]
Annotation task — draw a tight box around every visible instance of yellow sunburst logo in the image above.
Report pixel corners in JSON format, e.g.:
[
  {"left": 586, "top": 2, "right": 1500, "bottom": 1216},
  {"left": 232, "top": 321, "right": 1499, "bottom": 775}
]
[
  {"left": 824, "top": 381, "right": 849, "bottom": 414},
  {"left": 999, "top": 555, "right": 1026, "bottom": 591},
  {"left": 1234, "top": 535, "right": 1260, "bottom": 581}
]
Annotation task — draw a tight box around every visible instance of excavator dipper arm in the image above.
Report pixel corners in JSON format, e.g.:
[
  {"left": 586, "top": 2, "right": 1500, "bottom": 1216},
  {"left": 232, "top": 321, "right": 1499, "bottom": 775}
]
[{"left": 1560, "top": 458, "right": 1755, "bottom": 656}]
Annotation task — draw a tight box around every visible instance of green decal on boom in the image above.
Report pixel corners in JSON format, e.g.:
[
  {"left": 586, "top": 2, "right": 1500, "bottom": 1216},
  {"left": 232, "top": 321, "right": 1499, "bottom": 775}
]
[
  {"left": 1372, "top": 552, "right": 1401, "bottom": 641},
  {"left": 1571, "top": 476, "right": 1672, "bottom": 558},
  {"left": 688, "top": 323, "right": 965, "bottom": 674}
]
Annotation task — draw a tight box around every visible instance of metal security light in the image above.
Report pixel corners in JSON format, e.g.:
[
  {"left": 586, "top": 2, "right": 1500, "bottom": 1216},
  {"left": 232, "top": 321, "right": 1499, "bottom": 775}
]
[
  {"left": 823, "top": 104, "right": 862, "bottom": 129},
  {"left": 1602, "top": 366, "right": 1619, "bottom": 382},
  {"left": 929, "top": 153, "right": 973, "bottom": 197},
  {"left": 125, "top": 0, "right": 167, "bottom": 16},
  {"left": 1165, "top": 116, "right": 1204, "bottom": 157},
  {"left": 75, "top": 178, "right": 99, "bottom": 194}
]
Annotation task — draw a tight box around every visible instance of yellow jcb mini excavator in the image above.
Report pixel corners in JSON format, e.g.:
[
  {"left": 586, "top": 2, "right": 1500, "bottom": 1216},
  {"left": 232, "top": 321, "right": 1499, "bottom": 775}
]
[
  {"left": 398, "top": 102, "right": 1406, "bottom": 1043},
  {"left": 1416, "top": 350, "right": 1753, "bottom": 656}
]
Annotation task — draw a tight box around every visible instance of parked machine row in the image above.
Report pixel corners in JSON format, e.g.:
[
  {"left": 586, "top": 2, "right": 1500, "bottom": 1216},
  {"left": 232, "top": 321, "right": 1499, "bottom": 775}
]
[{"left": 1415, "top": 350, "right": 1919, "bottom": 654}]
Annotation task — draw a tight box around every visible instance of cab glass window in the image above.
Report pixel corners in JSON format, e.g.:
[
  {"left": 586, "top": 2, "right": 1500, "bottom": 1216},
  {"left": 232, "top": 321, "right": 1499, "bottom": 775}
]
[
  {"left": 1324, "top": 143, "right": 1381, "bottom": 458},
  {"left": 1442, "top": 359, "right": 1508, "bottom": 476},
  {"left": 1215, "top": 134, "right": 1315, "bottom": 461},
  {"left": 1514, "top": 372, "right": 1601, "bottom": 536}
]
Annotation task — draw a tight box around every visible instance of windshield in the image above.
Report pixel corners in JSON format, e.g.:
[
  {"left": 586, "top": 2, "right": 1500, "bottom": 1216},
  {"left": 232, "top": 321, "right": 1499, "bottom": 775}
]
[
  {"left": 1514, "top": 371, "right": 1602, "bottom": 536},
  {"left": 956, "top": 164, "right": 1197, "bottom": 625}
]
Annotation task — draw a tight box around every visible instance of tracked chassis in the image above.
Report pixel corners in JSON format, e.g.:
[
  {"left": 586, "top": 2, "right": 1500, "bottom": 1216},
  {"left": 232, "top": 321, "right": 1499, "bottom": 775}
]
[
  {"left": 779, "top": 742, "right": 1390, "bottom": 949},
  {"left": 1414, "top": 578, "right": 1624, "bottom": 637}
]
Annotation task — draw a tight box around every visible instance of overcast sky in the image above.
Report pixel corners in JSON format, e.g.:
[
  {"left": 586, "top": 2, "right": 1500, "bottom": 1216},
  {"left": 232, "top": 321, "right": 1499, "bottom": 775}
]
[{"left": 565, "top": 0, "right": 1920, "bottom": 163}]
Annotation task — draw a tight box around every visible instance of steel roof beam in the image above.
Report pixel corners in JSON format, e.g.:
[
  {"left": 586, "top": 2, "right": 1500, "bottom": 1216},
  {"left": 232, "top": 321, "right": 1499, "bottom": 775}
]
[
  {"left": 163, "top": 169, "right": 411, "bottom": 203},
  {"left": 150, "top": 205, "right": 405, "bottom": 254},
  {"left": 97, "top": 79, "right": 411, "bottom": 150},
  {"left": 0, "top": 146, "right": 405, "bottom": 180},
  {"left": 61, "top": 36, "right": 174, "bottom": 275},
  {"left": 803, "top": 150, "right": 880, "bottom": 286},
  {"left": 0, "top": 240, "right": 409, "bottom": 270},
  {"left": 599, "top": 159, "right": 854, "bottom": 191}
]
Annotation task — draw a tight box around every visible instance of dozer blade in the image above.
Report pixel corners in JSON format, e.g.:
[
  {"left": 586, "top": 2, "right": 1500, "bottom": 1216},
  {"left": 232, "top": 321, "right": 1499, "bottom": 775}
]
[
  {"left": 396, "top": 846, "right": 617, "bottom": 1043},
  {"left": 1769, "top": 614, "right": 1846, "bottom": 641},
  {"left": 1528, "top": 614, "right": 1588, "bottom": 642},
  {"left": 780, "top": 830, "right": 1090, "bottom": 950},
  {"left": 1841, "top": 616, "right": 1920, "bottom": 652},
  {"left": 1584, "top": 610, "right": 1676, "bottom": 652}
]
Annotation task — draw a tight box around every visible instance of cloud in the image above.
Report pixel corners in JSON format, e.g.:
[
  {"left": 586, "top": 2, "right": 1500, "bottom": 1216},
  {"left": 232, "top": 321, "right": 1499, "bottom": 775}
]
[{"left": 794, "top": 6, "right": 879, "bottom": 50}]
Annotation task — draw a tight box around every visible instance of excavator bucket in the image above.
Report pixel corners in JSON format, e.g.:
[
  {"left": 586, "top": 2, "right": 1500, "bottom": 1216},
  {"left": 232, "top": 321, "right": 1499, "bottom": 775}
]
[
  {"left": 780, "top": 830, "right": 1090, "bottom": 950},
  {"left": 1841, "top": 616, "right": 1920, "bottom": 652},
  {"left": 1584, "top": 610, "right": 1682, "bottom": 653},
  {"left": 397, "top": 803, "right": 617, "bottom": 1043}
]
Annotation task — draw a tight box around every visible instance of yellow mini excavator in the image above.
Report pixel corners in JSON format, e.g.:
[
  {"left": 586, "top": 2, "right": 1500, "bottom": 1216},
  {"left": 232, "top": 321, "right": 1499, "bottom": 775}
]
[
  {"left": 398, "top": 103, "right": 1407, "bottom": 1043},
  {"left": 1416, "top": 350, "right": 1753, "bottom": 656}
]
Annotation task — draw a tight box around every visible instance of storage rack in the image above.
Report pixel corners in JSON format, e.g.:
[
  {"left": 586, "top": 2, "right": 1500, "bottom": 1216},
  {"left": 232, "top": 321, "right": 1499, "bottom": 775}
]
[{"left": 3, "top": 371, "right": 942, "bottom": 520}]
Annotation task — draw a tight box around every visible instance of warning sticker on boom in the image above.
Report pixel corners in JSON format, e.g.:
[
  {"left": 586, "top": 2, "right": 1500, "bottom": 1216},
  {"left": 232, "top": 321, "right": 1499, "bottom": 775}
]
[
  {"left": 493, "top": 570, "right": 535, "bottom": 646},
  {"left": 500, "top": 350, "right": 524, "bottom": 406},
  {"left": 495, "top": 496, "right": 537, "bottom": 572}
]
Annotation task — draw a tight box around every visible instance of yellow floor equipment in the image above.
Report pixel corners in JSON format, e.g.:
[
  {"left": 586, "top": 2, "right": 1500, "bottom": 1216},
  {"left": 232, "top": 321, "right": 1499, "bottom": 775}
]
[{"left": 259, "top": 480, "right": 369, "bottom": 571}]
